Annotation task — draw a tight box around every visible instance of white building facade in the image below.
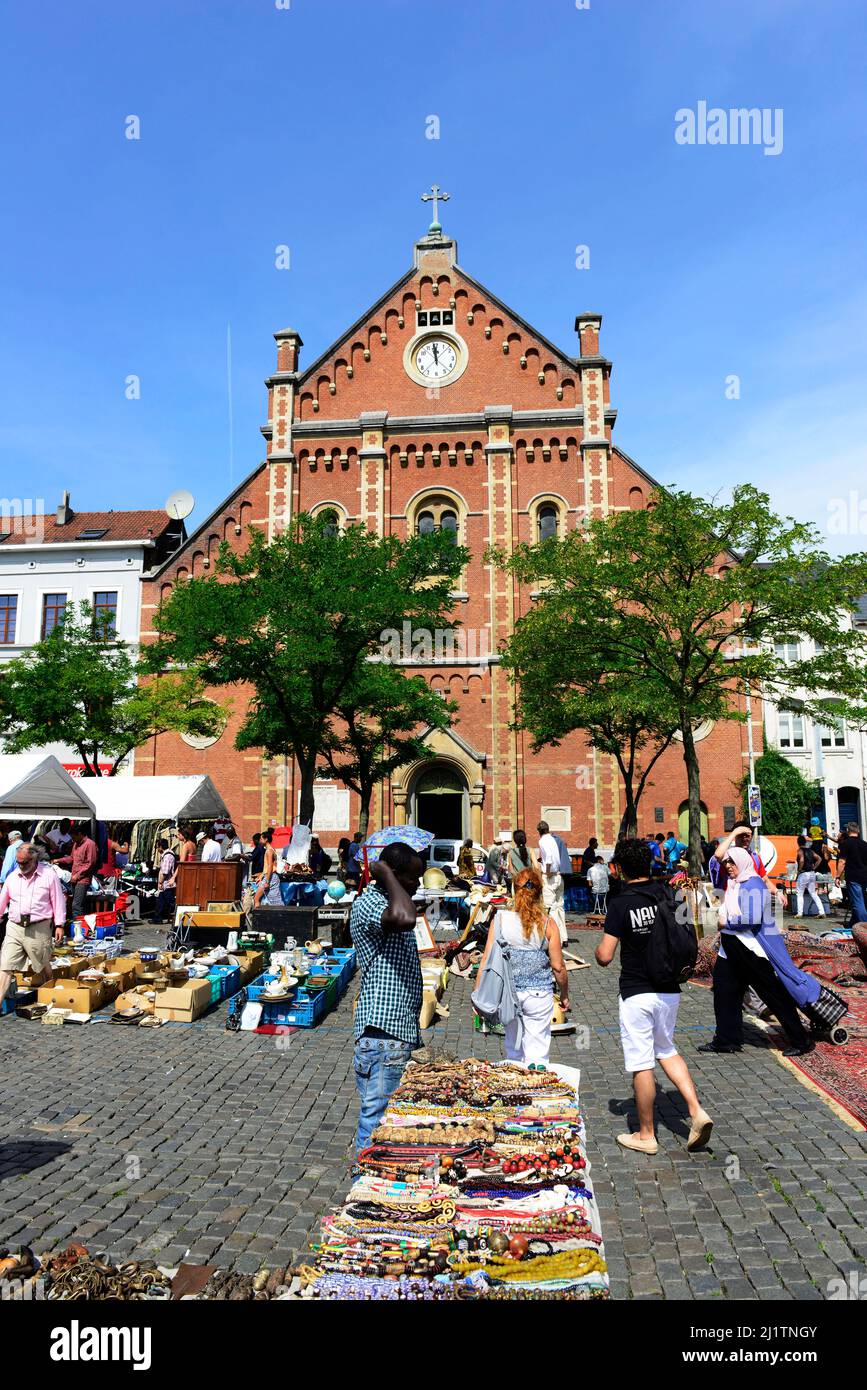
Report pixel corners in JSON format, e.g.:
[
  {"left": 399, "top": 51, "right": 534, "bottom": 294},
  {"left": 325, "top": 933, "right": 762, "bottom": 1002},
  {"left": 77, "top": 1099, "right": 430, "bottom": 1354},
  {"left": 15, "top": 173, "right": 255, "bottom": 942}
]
[
  {"left": 0, "top": 493, "right": 185, "bottom": 773},
  {"left": 761, "top": 599, "right": 867, "bottom": 834}
]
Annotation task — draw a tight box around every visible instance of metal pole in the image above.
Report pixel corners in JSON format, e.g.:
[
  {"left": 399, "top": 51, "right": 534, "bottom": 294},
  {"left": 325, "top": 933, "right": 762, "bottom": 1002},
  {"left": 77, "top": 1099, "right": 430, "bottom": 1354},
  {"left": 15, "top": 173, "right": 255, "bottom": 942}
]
[
  {"left": 745, "top": 678, "right": 756, "bottom": 785},
  {"left": 745, "top": 678, "right": 762, "bottom": 844}
]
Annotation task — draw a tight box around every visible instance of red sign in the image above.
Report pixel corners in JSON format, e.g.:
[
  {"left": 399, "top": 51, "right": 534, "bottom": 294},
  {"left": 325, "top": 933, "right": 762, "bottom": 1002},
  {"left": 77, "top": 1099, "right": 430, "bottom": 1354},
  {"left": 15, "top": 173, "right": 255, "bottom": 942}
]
[{"left": 62, "top": 763, "right": 113, "bottom": 778}]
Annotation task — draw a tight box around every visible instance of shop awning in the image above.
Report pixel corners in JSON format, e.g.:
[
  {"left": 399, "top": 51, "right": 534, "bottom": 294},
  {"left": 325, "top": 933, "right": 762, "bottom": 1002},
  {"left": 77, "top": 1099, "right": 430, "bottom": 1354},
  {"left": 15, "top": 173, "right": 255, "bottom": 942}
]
[
  {"left": 0, "top": 755, "right": 98, "bottom": 818},
  {"left": 83, "top": 775, "right": 230, "bottom": 824}
]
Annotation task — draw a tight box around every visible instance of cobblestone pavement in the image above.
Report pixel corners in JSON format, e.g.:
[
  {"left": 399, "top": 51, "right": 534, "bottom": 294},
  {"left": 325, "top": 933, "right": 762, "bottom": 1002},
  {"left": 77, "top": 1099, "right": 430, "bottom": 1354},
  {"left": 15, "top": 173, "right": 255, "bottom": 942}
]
[{"left": 1, "top": 921, "right": 866, "bottom": 1298}]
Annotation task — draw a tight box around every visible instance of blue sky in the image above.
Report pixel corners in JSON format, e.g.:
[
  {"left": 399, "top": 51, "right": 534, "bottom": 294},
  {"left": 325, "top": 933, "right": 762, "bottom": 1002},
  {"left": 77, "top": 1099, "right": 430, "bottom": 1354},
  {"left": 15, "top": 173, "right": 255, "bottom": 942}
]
[{"left": 1, "top": 0, "right": 865, "bottom": 549}]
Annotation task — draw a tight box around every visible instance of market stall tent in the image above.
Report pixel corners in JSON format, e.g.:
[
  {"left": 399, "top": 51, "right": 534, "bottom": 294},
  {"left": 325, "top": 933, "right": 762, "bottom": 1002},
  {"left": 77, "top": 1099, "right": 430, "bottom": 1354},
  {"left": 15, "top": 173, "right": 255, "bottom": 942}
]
[
  {"left": 0, "top": 754, "right": 99, "bottom": 818},
  {"left": 82, "top": 775, "right": 230, "bottom": 824}
]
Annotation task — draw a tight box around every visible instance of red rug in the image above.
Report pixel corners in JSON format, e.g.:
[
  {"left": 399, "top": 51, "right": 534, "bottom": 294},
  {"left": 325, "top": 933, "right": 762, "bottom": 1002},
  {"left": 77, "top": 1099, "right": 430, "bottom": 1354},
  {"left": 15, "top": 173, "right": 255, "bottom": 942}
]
[
  {"left": 786, "top": 937, "right": 867, "bottom": 1127},
  {"left": 692, "top": 932, "right": 867, "bottom": 1127}
]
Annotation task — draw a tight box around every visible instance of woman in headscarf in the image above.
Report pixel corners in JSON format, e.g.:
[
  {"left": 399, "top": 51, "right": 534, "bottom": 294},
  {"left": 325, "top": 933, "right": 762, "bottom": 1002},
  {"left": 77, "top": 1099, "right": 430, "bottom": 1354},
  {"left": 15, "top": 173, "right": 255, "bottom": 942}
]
[{"left": 699, "top": 847, "right": 816, "bottom": 1057}]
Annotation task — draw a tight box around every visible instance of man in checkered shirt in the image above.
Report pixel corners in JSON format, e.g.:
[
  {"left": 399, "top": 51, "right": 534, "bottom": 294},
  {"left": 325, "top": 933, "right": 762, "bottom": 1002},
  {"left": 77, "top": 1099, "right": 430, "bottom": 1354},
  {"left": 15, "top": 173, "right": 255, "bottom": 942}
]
[{"left": 350, "top": 841, "right": 424, "bottom": 1154}]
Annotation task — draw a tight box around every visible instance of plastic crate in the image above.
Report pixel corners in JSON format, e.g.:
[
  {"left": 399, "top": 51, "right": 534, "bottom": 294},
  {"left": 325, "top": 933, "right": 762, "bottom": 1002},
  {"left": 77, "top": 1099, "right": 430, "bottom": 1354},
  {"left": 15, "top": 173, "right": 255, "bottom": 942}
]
[
  {"left": 306, "top": 973, "right": 339, "bottom": 1010},
  {"left": 208, "top": 964, "right": 241, "bottom": 1000},
  {"left": 327, "top": 946, "right": 356, "bottom": 967},
  {"left": 262, "top": 986, "right": 327, "bottom": 1028},
  {"left": 246, "top": 971, "right": 281, "bottom": 1003},
  {"left": 76, "top": 938, "right": 123, "bottom": 959}
]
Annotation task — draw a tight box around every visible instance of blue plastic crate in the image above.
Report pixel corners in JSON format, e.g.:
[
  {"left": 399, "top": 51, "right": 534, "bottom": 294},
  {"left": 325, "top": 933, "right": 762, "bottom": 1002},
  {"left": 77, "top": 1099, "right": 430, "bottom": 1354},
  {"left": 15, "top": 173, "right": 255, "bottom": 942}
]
[
  {"left": 92, "top": 923, "right": 118, "bottom": 940},
  {"left": 262, "top": 986, "right": 327, "bottom": 1028},
  {"left": 246, "top": 971, "right": 280, "bottom": 1003},
  {"left": 327, "top": 946, "right": 356, "bottom": 967},
  {"left": 208, "top": 964, "right": 241, "bottom": 1000}
]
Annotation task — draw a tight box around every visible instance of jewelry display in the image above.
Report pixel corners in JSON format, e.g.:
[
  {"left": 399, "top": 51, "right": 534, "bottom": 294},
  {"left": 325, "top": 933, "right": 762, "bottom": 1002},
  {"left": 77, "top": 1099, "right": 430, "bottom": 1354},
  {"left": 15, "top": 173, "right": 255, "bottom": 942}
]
[{"left": 294, "top": 1058, "right": 609, "bottom": 1300}]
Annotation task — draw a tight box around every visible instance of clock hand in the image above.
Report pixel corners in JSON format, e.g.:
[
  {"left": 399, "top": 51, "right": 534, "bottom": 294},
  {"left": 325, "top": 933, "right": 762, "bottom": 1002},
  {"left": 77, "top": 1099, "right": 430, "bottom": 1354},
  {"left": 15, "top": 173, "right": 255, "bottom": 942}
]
[{"left": 432, "top": 343, "right": 439, "bottom": 364}]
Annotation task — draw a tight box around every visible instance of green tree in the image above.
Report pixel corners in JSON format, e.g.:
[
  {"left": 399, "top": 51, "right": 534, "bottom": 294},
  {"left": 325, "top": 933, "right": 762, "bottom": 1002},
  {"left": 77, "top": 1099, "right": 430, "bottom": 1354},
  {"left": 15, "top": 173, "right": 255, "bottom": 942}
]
[
  {"left": 0, "top": 602, "right": 223, "bottom": 775},
  {"left": 145, "top": 516, "right": 467, "bottom": 827},
  {"left": 498, "top": 485, "right": 867, "bottom": 875},
  {"left": 321, "top": 664, "right": 457, "bottom": 837},
  {"left": 740, "top": 747, "right": 819, "bottom": 835},
  {"left": 498, "top": 588, "right": 680, "bottom": 838}
]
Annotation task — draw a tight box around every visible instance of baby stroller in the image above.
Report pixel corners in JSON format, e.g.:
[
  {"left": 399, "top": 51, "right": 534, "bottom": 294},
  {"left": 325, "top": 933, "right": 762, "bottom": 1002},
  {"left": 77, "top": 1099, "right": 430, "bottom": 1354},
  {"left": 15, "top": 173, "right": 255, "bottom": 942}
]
[{"left": 803, "top": 984, "right": 849, "bottom": 1046}]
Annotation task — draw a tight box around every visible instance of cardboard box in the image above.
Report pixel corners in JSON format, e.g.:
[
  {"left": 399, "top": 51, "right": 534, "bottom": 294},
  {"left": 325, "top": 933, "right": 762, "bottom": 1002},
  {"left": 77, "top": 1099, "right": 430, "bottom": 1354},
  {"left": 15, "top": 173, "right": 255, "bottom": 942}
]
[
  {"left": 14, "top": 970, "right": 44, "bottom": 990},
  {"left": 234, "top": 949, "right": 265, "bottom": 983},
  {"left": 102, "top": 956, "right": 139, "bottom": 993},
  {"left": 133, "top": 955, "right": 170, "bottom": 980},
  {"left": 115, "top": 985, "right": 157, "bottom": 1015},
  {"left": 49, "top": 955, "right": 88, "bottom": 981},
  {"left": 190, "top": 911, "right": 243, "bottom": 928},
  {"left": 154, "top": 978, "right": 212, "bottom": 1023},
  {"left": 37, "top": 979, "right": 107, "bottom": 1015}
]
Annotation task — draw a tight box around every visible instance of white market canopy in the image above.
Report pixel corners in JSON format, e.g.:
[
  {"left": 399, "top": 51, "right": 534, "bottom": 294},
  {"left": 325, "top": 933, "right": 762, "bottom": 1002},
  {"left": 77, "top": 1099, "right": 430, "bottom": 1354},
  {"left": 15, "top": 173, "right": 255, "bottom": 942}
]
[
  {"left": 83, "top": 774, "right": 230, "bottom": 825},
  {"left": 0, "top": 755, "right": 98, "bottom": 818}
]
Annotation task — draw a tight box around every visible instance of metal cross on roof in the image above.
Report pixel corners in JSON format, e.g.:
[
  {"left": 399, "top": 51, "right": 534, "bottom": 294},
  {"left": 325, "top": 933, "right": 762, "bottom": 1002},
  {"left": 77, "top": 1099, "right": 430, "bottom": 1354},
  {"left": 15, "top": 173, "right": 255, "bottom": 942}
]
[{"left": 421, "top": 184, "right": 450, "bottom": 232}]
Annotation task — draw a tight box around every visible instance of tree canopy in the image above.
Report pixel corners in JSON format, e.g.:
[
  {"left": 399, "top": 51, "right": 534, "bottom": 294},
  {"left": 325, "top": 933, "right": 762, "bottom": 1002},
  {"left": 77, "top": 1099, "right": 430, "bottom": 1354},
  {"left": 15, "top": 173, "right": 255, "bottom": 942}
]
[
  {"left": 497, "top": 578, "right": 681, "bottom": 838},
  {"left": 144, "top": 515, "right": 468, "bottom": 826},
  {"left": 0, "top": 602, "right": 223, "bottom": 775},
  {"left": 498, "top": 484, "right": 867, "bottom": 873},
  {"left": 322, "top": 662, "right": 457, "bottom": 836}
]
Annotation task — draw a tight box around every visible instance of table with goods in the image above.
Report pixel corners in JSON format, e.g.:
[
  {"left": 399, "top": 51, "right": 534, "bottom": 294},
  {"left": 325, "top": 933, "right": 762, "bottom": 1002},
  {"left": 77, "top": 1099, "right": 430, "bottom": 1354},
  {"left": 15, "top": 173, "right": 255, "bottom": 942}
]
[
  {"left": 293, "top": 1056, "right": 609, "bottom": 1301},
  {"left": 5, "top": 941, "right": 263, "bottom": 1026}
]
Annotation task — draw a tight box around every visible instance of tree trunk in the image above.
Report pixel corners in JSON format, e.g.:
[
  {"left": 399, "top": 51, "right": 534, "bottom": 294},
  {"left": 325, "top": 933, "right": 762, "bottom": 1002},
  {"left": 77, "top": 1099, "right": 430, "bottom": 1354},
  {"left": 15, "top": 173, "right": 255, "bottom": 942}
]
[
  {"left": 357, "top": 787, "right": 371, "bottom": 839},
  {"left": 680, "top": 716, "right": 704, "bottom": 877},
  {"left": 617, "top": 786, "right": 638, "bottom": 840},
  {"left": 298, "top": 761, "right": 316, "bottom": 829}
]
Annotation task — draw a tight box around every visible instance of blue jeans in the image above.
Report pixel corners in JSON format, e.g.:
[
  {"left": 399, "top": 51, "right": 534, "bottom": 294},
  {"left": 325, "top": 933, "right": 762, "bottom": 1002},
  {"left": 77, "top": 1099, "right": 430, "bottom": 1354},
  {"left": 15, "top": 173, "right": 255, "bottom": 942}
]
[
  {"left": 847, "top": 880, "right": 867, "bottom": 926},
  {"left": 353, "top": 1032, "right": 414, "bottom": 1154}
]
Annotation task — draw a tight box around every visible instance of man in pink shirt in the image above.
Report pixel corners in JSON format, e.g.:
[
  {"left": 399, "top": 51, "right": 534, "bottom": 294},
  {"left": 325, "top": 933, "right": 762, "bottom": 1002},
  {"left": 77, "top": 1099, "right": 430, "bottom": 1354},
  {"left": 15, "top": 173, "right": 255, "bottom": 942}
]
[
  {"left": 0, "top": 842, "right": 67, "bottom": 1004},
  {"left": 58, "top": 824, "right": 99, "bottom": 919}
]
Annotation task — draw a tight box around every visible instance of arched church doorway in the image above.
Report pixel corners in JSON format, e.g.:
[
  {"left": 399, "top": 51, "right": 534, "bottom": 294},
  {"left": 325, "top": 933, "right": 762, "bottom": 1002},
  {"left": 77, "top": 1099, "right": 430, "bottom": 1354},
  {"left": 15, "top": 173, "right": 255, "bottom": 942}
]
[
  {"left": 678, "top": 800, "right": 708, "bottom": 842},
  {"left": 411, "top": 763, "right": 467, "bottom": 840}
]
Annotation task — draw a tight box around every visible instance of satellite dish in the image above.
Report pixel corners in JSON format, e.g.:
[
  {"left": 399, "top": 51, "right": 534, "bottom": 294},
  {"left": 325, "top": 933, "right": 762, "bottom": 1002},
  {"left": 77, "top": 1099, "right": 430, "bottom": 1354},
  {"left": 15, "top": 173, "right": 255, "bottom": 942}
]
[{"left": 165, "top": 490, "right": 195, "bottom": 521}]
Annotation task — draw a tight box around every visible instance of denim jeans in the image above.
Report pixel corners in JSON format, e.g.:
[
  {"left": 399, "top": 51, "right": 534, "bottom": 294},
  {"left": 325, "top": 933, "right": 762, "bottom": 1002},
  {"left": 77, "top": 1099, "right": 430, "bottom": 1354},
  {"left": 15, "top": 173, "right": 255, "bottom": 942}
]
[
  {"left": 353, "top": 1031, "right": 415, "bottom": 1154},
  {"left": 847, "top": 880, "right": 867, "bottom": 926}
]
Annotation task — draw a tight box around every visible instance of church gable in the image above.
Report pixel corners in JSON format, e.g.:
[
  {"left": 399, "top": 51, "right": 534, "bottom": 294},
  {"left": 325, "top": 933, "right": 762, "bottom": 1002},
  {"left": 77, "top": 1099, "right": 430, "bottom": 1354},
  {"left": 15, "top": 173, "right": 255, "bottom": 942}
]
[{"left": 287, "top": 233, "right": 582, "bottom": 426}]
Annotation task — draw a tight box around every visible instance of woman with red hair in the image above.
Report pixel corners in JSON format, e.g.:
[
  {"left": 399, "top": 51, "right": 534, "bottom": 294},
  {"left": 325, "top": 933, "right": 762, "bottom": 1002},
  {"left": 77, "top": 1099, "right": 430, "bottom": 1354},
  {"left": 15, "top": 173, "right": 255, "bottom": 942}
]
[{"left": 477, "top": 867, "right": 571, "bottom": 1065}]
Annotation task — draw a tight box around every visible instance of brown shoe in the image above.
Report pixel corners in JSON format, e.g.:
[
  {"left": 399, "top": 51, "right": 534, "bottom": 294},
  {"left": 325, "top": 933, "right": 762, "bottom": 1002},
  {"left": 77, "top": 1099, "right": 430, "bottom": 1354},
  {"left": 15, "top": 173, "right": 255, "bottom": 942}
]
[
  {"left": 617, "top": 1132, "right": 658, "bottom": 1155},
  {"left": 687, "top": 1107, "right": 713, "bottom": 1151}
]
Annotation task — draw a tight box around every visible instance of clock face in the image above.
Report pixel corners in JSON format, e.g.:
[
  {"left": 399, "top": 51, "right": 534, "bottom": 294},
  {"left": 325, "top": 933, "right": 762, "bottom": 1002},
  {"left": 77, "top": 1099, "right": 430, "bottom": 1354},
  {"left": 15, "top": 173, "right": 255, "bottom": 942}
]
[{"left": 415, "top": 338, "right": 458, "bottom": 380}]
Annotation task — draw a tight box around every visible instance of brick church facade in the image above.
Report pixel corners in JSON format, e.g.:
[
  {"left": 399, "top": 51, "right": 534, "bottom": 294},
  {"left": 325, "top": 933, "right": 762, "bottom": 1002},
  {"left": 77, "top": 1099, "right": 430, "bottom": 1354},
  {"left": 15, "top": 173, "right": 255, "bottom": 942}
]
[{"left": 137, "top": 214, "right": 759, "bottom": 847}]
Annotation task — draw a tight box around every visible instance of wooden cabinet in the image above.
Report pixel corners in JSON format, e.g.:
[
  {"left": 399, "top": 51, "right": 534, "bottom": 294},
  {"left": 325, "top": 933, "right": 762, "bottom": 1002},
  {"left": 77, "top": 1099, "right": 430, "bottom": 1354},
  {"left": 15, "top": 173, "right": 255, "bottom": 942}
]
[{"left": 175, "top": 860, "right": 245, "bottom": 911}]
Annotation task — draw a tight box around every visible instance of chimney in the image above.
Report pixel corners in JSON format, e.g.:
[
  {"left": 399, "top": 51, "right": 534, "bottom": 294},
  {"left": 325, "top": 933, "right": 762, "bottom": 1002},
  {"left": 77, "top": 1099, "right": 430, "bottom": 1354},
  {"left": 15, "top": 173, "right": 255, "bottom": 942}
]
[
  {"left": 575, "top": 313, "right": 602, "bottom": 358},
  {"left": 56, "top": 490, "right": 73, "bottom": 526}
]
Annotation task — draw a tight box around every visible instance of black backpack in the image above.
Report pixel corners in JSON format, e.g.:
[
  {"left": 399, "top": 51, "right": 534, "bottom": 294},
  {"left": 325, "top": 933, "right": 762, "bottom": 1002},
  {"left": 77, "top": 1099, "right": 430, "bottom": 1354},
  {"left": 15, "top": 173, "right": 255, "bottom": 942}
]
[{"left": 633, "top": 885, "right": 698, "bottom": 986}]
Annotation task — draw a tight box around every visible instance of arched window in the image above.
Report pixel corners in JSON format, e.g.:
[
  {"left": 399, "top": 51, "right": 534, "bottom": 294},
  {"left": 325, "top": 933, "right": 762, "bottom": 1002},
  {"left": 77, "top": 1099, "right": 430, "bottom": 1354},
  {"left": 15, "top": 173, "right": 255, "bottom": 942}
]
[
  {"left": 319, "top": 508, "right": 339, "bottom": 538},
  {"left": 538, "top": 505, "right": 558, "bottom": 542},
  {"left": 440, "top": 510, "right": 458, "bottom": 543},
  {"left": 528, "top": 496, "right": 565, "bottom": 543},
  {"left": 413, "top": 496, "right": 462, "bottom": 541},
  {"left": 310, "top": 502, "right": 347, "bottom": 535}
]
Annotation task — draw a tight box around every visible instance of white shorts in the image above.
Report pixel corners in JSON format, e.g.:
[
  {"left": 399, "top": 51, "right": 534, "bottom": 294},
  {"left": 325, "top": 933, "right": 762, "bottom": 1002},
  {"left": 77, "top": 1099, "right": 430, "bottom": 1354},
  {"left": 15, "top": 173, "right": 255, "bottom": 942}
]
[{"left": 618, "top": 992, "right": 681, "bottom": 1072}]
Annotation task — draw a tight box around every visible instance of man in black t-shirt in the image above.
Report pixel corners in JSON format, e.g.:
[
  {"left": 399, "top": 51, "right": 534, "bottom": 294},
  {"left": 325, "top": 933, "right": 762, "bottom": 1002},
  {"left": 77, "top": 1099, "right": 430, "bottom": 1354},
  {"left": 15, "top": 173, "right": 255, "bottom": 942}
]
[
  {"left": 595, "top": 838, "right": 712, "bottom": 1156},
  {"left": 834, "top": 822, "right": 867, "bottom": 927}
]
